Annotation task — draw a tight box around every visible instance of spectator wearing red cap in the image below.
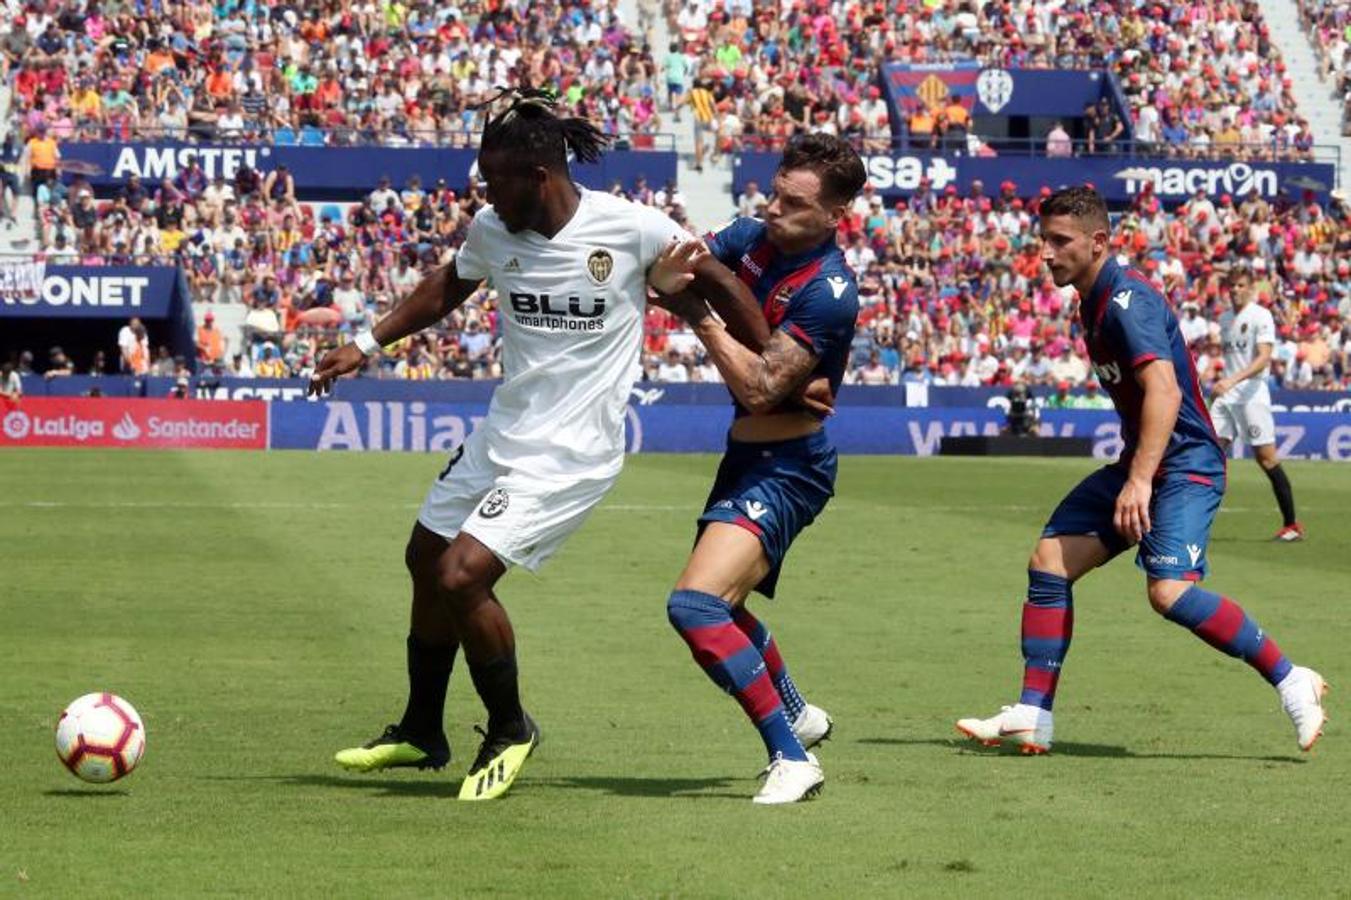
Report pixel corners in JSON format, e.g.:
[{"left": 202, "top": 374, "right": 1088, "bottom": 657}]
[
  {"left": 1292, "top": 240, "right": 1324, "bottom": 279},
  {"left": 1044, "top": 379, "right": 1075, "bottom": 408},
  {"left": 196, "top": 311, "right": 226, "bottom": 366},
  {"left": 1298, "top": 322, "right": 1332, "bottom": 370},
  {"left": 1077, "top": 379, "right": 1112, "bottom": 409},
  {"left": 1285, "top": 348, "right": 1314, "bottom": 388},
  {"left": 1006, "top": 300, "right": 1038, "bottom": 348}
]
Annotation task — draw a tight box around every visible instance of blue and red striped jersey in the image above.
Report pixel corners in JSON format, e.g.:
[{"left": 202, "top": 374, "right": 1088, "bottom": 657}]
[
  {"left": 1079, "top": 257, "right": 1225, "bottom": 481},
  {"left": 705, "top": 217, "right": 859, "bottom": 418}
]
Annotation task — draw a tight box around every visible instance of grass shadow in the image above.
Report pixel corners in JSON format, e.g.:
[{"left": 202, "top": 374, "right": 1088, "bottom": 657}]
[
  {"left": 199, "top": 772, "right": 745, "bottom": 799},
  {"left": 198, "top": 773, "right": 453, "bottom": 797},
  {"left": 534, "top": 775, "right": 743, "bottom": 799},
  {"left": 856, "top": 736, "right": 1303, "bottom": 763},
  {"left": 43, "top": 788, "right": 131, "bottom": 797}
]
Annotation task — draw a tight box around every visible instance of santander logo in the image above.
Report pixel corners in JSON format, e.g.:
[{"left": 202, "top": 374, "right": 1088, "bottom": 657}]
[{"left": 112, "top": 413, "right": 142, "bottom": 441}]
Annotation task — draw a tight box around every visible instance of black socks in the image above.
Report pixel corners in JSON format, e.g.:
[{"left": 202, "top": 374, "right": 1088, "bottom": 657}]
[
  {"left": 467, "top": 653, "right": 528, "bottom": 740},
  {"left": 1263, "top": 463, "right": 1297, "bottom": 527},
  {"left": 397, "top": 634, "right": 457, "bottom": 743}
]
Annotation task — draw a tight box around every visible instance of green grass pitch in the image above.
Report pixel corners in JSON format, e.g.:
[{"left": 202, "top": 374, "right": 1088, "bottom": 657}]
[{"left": 2, "top": 449, "right": 1348, "bottom": 896}]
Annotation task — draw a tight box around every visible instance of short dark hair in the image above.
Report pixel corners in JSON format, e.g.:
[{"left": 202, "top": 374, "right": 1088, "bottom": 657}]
[
  {"left": 1040, "top": 185, "right": 1110, "bottom": 234},
  {"left": 478, "top": 86, "right": 611, "bottom": 172},
  {"left": 778, "top": 133, "right": 867, "bottom": 206}
]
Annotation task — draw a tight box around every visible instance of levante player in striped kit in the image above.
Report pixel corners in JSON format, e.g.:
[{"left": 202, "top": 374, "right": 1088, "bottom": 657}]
[
  {"left": 652, "top": 134, "right": 866, "bottom": 803},
  {"left": 957, "top": 187, "right": 1327, "bottom": 754}
]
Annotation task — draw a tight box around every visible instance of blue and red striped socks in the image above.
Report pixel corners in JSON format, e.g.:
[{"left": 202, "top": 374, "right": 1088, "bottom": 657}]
[
  {"left": 1164, "top": 586, "right": 1292, "bottom": 685},
  {"left": 1019, "top": 570, "right": 1074, "bottom": 711},
  {"left": 732, "top": 606, "right": 807, "bottom": 723},
  {"left": 667, "top": 590, "right": 807, "bottom": 762}
]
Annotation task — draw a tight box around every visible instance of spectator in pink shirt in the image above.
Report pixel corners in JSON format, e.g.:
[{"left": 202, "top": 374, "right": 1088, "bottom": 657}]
[
  {"left": 1006, "top": 300, "right": 1039, "bottom": 348},
  {"left": 1045, "top": 121, "right": 1073, "bottom": 158}
]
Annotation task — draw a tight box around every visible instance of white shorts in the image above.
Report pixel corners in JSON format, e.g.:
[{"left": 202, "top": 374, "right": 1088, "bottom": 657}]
[
  {"left": 1212, "top": 393, "right": 1276, "bottom": 447},
  {"left": 416, "top": 431, "right": 617, "bottom": 572}
]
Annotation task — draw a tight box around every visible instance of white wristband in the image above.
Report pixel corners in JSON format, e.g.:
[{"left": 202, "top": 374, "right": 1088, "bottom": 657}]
[{"left": 353, "top": 330, "right": 382, "bottom": 356}]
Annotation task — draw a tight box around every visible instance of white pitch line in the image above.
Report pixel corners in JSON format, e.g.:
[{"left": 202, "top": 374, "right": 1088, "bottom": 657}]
[
  {"left": 11, "top": 500, "right": 388, "bottom": 510},
  {"left": 3, "top": 499, "right": 695, "bottom": 512},
  {"left": 3, "top": 500, "right": 1279, "bottom": 514}
]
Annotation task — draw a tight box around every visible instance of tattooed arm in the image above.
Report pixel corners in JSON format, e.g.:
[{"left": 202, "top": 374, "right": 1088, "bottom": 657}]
[
  {"left": 689, "top": 315, "right": 819, "bottom": 414},
  {"left": 648, "top": 240, "right": 841, "bottom": 416}
]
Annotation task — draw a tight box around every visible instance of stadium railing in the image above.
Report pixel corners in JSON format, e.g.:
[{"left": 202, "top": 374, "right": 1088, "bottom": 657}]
[
  {"left": 44, "top": 124, "right": 678, "bottom": 153},
  {"left": 729, "top": 134, "right": 1341, "bottom": 168}
]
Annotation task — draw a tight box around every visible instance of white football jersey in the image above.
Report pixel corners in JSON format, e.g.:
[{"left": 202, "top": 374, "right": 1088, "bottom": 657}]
[
  {"left": 1218, "top": 301, "right": 1276, "bottom": 403},
  {"left": 453, "top": 188, "right": 686, "bottom": 480}
]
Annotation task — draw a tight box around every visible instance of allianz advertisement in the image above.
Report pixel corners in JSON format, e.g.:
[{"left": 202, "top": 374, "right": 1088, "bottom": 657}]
[
  {"left": 734, "top": 152, "right": 1336, "bottom": 204},
  {"left": 269, "top": 401, "right": 1351, "bottom": 461}
]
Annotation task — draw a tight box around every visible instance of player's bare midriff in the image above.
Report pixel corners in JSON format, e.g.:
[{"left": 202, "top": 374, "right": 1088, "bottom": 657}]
[{"left": 731, "top": 410, "right": 823, "bottom": 442}]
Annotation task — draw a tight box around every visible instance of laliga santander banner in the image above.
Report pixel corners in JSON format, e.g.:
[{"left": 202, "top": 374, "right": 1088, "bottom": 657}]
[{"left": 0, "top": 397, "right": 266, "bottom": 449}]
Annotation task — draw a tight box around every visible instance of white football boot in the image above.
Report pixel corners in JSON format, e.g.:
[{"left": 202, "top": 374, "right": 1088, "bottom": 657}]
[
  {"left": 791, "top": 704, "right": 834, "bottom": 750},
  {"left": 956, "top": 703, "right": 1053, "bottom": 754},
  {"left": 753, "top": 752, "right": 824, "bottom": 805},
  {"left": 1277, "top": 666, "right": 1329, "bottom": 751}
]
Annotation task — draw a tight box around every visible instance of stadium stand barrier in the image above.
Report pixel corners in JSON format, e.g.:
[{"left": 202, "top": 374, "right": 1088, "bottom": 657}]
[{"left": 6, "top": 380, "right": 1350, "bottom": 459}]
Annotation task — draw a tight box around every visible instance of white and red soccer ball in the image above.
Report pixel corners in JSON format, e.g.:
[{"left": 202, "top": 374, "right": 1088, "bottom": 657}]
[{"left": 54, "top": 693, "right": 146, "bottom": 783}]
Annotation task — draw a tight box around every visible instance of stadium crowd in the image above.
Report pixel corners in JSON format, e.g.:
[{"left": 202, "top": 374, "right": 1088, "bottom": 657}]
[
  {"left": 0, "top": 0, "right": 1322, "bottom": 176},
  {"left": 659, "top": 0, "right": 1318, "bottom": 163},
  {"left": 1298, "top": 0, "right": 1351, "bottom": 132},
  {"left": 821, "top": 179, "right": 1351, "bottom": 391},
  {"left": 18, "top": 167, "right": 695, "bottom": 384},
  {"left": 1, "top": 0, "right": 1347, "bottom": 392},
  {"left": 12, "top": 168, "right": 1349, "bottom": 394},
  {"left": 1, "top": 0, "right": 667, "bottom": 149}
]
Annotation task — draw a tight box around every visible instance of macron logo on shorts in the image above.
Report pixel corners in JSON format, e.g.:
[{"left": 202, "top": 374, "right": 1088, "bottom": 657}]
[
  {"left": 745, "top": 500, "right": 768, "bottom": 521},
  {"left": 1187, "top": 544, "right": 1202, "bottom": 567}
]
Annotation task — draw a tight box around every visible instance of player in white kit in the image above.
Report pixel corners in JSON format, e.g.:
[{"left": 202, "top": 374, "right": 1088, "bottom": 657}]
[
  {"left": 1211, "top": 267, "right": 1303, "bottom": 541},
  {"left": 309, "top": 89, "right": 769, "bottom": 800}
]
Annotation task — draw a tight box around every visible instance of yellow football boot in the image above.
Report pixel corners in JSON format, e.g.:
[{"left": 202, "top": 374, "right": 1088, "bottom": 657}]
[
  {"left": 334, "top": 725, "right": 450, "bottom": 772},
  {"left": 457, "top": 716, "right": 540, "bottom": 801}
]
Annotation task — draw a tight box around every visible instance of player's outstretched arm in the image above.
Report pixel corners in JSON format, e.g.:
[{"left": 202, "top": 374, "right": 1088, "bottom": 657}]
[
  {"left": 1115, "top": 359, "right": 1182, "bottom": 543},
  {"left": 649, "top": 242, "right": 832, "bottom": 415},
  {"left": 647, "top": 240, "right": 770, "bottom": 350},
  {"left": 308, "top": 262, "right": 481, "bottom": 396},
  {"left": 687, "top": 250, "right": 771, "bottom": 351}
]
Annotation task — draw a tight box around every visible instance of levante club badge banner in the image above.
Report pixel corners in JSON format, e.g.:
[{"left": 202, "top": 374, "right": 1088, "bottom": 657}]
[{"left": 0, "top": 397, "right": 267, "bottom": 449}]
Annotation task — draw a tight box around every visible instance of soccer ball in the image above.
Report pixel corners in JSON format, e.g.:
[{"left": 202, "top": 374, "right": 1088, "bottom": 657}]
[{"left": 54, "top": 693, "right": 146, "bottom": 783}]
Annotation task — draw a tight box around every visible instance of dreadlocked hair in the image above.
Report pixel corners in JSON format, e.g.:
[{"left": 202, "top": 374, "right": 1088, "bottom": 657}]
[{"left": 476, "top": 85, "right": 611, "bottom": 170}]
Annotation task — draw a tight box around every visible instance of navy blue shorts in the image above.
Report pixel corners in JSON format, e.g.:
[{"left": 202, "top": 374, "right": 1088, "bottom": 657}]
[
  {"left": 1041, "top": 465, "right": 1225, "bottom": 581},
  {"left": 697, "top": 429, "right": 837, "bottom": 598}
]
